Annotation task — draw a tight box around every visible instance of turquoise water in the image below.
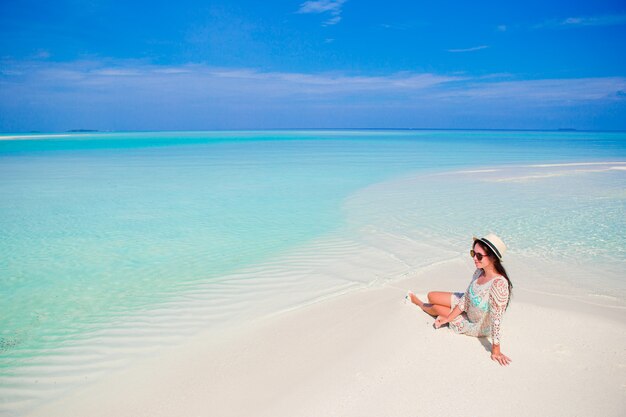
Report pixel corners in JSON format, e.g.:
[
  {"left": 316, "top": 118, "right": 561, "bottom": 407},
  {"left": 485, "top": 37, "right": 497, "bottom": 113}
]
[{"left": 1, "top": 130, "right": 625, "bottom": 412}]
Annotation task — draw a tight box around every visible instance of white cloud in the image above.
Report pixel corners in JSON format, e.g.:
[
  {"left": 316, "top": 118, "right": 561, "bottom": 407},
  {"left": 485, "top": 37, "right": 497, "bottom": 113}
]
[
  {"left": 323, "top": 16, "right": 342, "bottom": 26},
  {"left": 1, "top": 60, "right": 625, "bottom": 131},
  {"left": 536, "top": 14, "right": 626, "bottom": 29},
  {"left": 297, "top": 0, "right": 345, "bottom": 14},
  {"left": 297, "top": 0, "right": 346, "bottom": 26},
  {"left": 202, "top": 67, "right": 461, "bottom": 94},
  {"left": 93, "top": 69, "right": 142, "bottom": 77},
  {"left": 560, "top": 15, "right": 626, "bottom": 27},
  {"left": 447, "top": 45, "right": 489, "bottom": 53},
  {"left": 435, "top": 77, "right": 626, "bottom": 103},
  {"left": 33, "top": 50, "right": 51, "bottom": 59},
  {"left": 0, "top": 60, "right": 463, "bottom": 99},
  {"left": 3, "top": 60, "right": 624, "bottom": 104}
]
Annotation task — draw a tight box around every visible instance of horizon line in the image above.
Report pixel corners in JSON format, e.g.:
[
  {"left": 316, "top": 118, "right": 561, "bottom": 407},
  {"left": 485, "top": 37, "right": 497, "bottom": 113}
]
[{"left": 2, "top": 127, "right": 626, "bottom": 136}]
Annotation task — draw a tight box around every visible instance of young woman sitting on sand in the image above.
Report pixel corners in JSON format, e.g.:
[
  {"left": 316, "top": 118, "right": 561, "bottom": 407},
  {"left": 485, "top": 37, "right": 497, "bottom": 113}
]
[{"left": 408, "top": 233, "right": 512, "bottom": 366}]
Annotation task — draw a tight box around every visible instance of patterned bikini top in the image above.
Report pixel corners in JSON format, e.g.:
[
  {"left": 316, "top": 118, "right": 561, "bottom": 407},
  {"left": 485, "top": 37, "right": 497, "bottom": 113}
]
[
  {"left": 469, "top": 272, "right": 503, "bottom": 312},
  {"left": 468, "top": 280, "right": 490, "bottom": 311}
]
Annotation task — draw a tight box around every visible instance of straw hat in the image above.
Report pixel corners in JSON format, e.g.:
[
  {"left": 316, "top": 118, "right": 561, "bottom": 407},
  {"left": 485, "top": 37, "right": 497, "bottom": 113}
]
[{"left": 473, "top": 233, "right": 507, "bottom": 260}]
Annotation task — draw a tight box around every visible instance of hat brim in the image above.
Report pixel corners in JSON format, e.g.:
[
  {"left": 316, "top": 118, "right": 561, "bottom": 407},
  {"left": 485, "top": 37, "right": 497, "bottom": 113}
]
[{"left": 472, "top": 236, "right": 504, "bottom": 260}]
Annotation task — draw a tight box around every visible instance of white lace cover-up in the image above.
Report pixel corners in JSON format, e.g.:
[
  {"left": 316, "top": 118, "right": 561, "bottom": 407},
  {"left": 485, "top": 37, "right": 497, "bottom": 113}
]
[{"left": 449, "top": 269, "right": 510, "bottom": 345}]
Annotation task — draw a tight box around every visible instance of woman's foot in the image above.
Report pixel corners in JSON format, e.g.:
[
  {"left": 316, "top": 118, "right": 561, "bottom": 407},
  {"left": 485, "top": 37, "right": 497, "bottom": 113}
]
[
  {"left": 407, "top": 291, "right": 424, "bottom": 307},
  {"left": 434, "top": 315, "right": 449, "bottom": 328}
]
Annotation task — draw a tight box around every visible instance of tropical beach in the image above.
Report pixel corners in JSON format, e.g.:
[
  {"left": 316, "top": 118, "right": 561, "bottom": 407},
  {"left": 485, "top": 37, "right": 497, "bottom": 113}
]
[
  {"left": 1, "top": 131, "right": 625, "bottom": 416},
  {"left": 2, "top": 1, "right": 626, "bottom": 416}
]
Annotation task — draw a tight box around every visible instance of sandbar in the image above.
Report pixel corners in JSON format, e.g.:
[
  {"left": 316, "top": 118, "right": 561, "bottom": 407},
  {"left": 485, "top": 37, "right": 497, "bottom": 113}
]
[{"left": 24, "top": 257, "right": 626, "bottom": 417}]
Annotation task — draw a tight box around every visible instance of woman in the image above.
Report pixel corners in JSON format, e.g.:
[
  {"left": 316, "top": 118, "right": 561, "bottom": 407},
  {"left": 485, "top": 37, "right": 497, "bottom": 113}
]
[{"left": 408, "top": 234, "right": 513, "bottom": 366}]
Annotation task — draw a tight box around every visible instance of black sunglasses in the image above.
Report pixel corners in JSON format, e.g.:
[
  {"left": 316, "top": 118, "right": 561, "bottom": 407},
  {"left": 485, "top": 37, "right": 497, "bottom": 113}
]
[{"left": 470, "top": 249, "right": 490, "bottom": 261}]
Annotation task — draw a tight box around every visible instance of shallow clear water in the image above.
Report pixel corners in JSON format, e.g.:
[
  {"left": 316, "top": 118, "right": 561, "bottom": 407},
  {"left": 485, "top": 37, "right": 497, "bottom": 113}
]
[
  {"left": 345, "top": 162, "right": 626, "bottom": 295},
  {"left": 1, "top": 130, "right": 625, "bottom": 413}
]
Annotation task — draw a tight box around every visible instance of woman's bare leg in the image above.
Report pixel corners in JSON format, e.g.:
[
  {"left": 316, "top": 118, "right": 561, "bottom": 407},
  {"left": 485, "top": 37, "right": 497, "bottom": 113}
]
[{"left": 408, "top": 291, "right": 453, "bottom": 317}]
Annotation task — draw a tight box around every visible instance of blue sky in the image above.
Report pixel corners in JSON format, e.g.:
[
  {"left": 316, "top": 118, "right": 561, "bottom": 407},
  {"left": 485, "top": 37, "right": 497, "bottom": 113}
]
[{"left": 1, "top": 0, "right": 625, "bottom": 131}]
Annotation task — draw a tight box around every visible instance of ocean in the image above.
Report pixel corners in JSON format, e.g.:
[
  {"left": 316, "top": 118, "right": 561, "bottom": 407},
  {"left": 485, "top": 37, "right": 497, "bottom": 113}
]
[{"left": 1, "top": 129, "right": 625, "bottom": 414}]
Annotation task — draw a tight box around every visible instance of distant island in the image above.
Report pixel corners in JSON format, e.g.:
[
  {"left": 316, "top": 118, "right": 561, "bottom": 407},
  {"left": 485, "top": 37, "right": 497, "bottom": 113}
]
[{"left": 67, "top": 129, "right": 99, "bottom": 132}]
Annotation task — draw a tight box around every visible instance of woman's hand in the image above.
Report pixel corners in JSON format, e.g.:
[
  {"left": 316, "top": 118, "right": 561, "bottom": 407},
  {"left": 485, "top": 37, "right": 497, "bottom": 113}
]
[
  {"left": 491, "top": 350, "right": 512, "bottom": 366},
  {"left": 434, "top": 316, "right": 448, "bottom": 329}
]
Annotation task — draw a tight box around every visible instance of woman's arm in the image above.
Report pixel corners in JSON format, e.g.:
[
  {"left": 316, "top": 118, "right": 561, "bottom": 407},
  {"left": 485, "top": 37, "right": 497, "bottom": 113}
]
[
  {"left": 433, "top": 305, "right": 463, "bottom": 328},
  {"left": 489, "top": 278, "right": 511, "bottom": 366}
]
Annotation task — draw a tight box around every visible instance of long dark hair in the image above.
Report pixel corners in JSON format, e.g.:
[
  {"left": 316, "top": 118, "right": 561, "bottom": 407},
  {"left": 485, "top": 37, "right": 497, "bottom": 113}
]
[{"left": 474, "top": 240, "right": 513, "bottom": 309}]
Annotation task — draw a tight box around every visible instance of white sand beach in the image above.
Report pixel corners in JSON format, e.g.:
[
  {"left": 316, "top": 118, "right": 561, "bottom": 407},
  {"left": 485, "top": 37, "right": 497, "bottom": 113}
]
[{"left": 25, "top": 257, "right": 626, "bottom": 417}]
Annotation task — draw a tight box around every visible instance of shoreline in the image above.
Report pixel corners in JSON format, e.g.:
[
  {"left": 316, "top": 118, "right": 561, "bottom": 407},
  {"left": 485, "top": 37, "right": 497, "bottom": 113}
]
[
  {"left": 2, "top": 128, "right": 626, "bottom": 143},
  {"left": 0, "top": 134, "right": 75, "bottom": 140},
  {"left": 23, "top": 256, "right": 626, "bottom": 417}
]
